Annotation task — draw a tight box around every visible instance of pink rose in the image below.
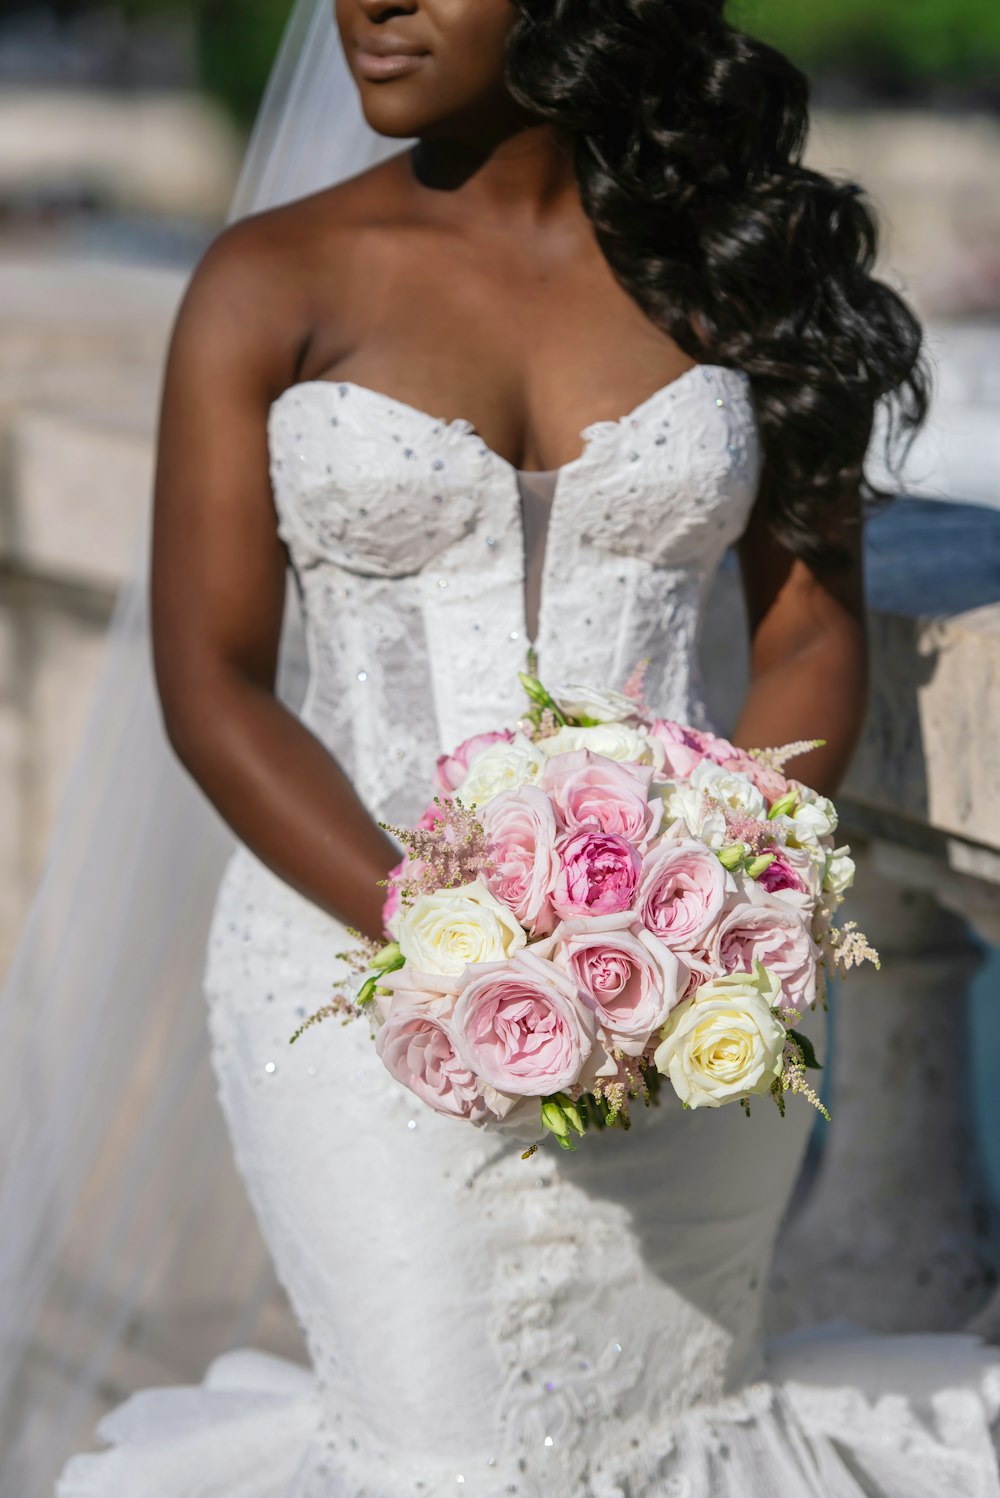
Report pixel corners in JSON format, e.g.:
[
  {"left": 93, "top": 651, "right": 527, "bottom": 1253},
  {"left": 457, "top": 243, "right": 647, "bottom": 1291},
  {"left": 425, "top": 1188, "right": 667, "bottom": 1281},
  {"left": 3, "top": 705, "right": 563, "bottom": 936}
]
[
  {"left": 552, "top": 830, "right": 642, "bottom": 919},
  {"left": 539, "top": 912, "right": 682, "bottom": 1055},
  {"left": 542, "top": 750, "right": 658, "bottom": 845},
  {"left": 435, "top": 730, "right": 514, "bottom": 794},
  {"left": 647, "top": 720, "right": 710, "bottom": 779},
  {"left": 715, "top": 748, "right": 791, "bottom": 806},
  {"left": 452, "top": 950, "right": 594, "bottom": 1096},
  {"left": 382, "top": 855, "right": 406, "bottom": 937},
  {"left": 635, "top": 839, "right": 731, "bottom": 950},
  {"left": 416, "top": 800, "right": 446, "bottom": 831},
  {"left": 710, "top": 902, "right": 818, "bottom": 1019},
  {"left": 481, "top": 785, "right": 559, "bottom": 935},
  {"left": 376, "top": 999, "right": 488, "bottom": 1121}
]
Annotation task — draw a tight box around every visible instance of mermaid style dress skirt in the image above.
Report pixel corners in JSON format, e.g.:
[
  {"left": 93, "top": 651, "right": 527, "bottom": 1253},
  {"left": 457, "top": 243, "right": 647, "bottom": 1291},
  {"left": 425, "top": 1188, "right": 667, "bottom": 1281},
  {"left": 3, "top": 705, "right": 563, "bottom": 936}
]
[{"left": 57, "top": 369, "right": 1000, "bottom": 1496}]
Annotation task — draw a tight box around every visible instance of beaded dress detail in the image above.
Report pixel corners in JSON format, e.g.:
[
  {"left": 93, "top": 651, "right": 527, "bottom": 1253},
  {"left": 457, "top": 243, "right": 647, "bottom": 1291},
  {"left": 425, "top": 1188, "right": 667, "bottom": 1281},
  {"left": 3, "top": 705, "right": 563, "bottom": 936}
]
[{"left": 57, "top": 368, "right": 1000, "bottom": 1498}]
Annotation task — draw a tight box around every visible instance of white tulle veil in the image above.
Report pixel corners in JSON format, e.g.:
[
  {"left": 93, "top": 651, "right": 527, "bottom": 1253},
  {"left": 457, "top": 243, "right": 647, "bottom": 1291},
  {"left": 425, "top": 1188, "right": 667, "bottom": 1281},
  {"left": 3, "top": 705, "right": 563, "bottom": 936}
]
[{"left": 0, "top": 5, "right": 409, "bottom": 1492}]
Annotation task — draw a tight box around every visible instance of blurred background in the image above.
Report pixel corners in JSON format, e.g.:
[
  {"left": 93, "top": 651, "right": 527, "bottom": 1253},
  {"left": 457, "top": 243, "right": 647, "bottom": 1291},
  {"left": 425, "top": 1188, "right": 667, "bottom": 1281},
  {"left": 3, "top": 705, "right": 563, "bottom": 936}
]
[
  {"left": 0, "top": 0, "right": 998, "bottom": 1193},
  {"left": 2, "top": 2, "right": 1000, "bottom": 1476}
]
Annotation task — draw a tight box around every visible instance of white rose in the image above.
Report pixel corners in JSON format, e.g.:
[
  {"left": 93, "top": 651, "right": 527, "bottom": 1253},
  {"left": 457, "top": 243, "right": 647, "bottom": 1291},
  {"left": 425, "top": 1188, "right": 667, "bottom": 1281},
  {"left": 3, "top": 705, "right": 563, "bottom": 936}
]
[
  {"left": 653, "top": 961, "right": 787, "bottom": 1109},
  {"left": 455, "top": 732, "right": 546, "bottom": 808},
  {"left": 549, "top": 682, "right": 639, "bottom": 724},
  {"left": 688, "top": 760, "right": 768, "bottom": 823},
  {"left": 539, "top": 722, "right": 666, "bottom": 769},
  {"left": 822, "top": 844, "right": 855, "bottom": 895},
  {"left": 655, "top": 780, "right": 728, "bottom": 850},
  {"left": 396, "top": 879, "right": 527, "bottom": 976}
]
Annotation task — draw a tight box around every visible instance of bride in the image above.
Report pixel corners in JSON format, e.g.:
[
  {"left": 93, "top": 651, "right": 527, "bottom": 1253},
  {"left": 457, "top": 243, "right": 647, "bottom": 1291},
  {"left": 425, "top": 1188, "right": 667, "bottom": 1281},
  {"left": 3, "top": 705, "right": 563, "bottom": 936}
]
[{"left": 6, "top": 0, "right": 1000, "bottom": 1493}]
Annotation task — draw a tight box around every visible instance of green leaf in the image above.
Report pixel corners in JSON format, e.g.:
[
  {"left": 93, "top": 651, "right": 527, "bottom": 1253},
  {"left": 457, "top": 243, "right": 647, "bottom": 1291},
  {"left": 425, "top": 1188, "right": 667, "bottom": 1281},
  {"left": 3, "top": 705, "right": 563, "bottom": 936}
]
[{"left": 787, "top": 1028, "right": 823, "bottom": 1070}]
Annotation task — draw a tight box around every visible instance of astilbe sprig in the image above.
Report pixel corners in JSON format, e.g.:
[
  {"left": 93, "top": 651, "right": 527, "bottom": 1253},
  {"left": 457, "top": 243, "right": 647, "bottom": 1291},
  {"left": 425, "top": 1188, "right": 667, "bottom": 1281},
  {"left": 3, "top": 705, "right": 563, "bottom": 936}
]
[
  {"left": 825, "top": 919, "right": 881, "bottom": 973},
  {"left": 749, "top": 738, "right": 826, "bottom": 772},
  {"left": 773, "top": 1038, "right": 831, "bottom": 1120},
  {"left": 379, "top": 798, "right": 494, "bottom": 909}
]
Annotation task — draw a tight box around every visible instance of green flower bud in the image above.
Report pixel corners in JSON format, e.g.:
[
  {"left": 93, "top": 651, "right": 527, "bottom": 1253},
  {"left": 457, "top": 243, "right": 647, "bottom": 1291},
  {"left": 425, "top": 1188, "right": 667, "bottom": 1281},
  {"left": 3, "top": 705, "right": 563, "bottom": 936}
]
[
  {"left": 745, "top": 853, "right": 777, "bottom": 880},
  {"left": 541, "top": 1100, "right": 569, "bottom": 1138},
  {"left": 371, "top": 940, "right": 403, "bottom": 973},
  {"left": 357, "top": 975, "right": 378, "bottom": 1006},
  {"left": 718, "top": 842, "right": 748, "bottom": 871},
  {"left": 768, "top": 789, "right": 800, "bottom": 821}
]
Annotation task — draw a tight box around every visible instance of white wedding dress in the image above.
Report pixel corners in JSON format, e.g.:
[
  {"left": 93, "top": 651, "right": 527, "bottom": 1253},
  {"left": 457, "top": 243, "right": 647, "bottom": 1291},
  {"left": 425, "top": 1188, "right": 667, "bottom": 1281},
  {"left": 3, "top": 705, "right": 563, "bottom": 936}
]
[{"left": 56, "top": 366, "right": 1000, "bottom": 1496}]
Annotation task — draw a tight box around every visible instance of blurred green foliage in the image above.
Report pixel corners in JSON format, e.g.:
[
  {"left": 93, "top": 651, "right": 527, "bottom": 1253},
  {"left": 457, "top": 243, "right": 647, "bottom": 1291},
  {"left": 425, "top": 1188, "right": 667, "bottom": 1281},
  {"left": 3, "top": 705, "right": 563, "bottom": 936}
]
[
  {"left": 732, "top": 0, "right": 1000, "bottom": 84},
  {"left": 119, "top": 0, "right": 1000, "bottom": 123}
]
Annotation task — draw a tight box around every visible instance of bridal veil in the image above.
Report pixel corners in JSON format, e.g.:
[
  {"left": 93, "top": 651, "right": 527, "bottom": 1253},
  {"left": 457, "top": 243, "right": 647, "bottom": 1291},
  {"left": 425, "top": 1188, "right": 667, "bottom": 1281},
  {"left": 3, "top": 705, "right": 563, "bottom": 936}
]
[{"left": 0, "top": 3, "right": 410, "bottom": 1491}]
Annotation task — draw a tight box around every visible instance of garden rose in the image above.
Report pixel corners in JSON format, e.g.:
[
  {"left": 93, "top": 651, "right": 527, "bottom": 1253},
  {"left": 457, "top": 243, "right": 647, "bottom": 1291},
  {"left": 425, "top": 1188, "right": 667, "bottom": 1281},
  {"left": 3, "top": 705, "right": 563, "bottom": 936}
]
[
  {"left": 396, "top": 879, "right": 526, "bottom": 977},
  {"left": 542, "top": 749, "right": 658, "bottom": 845},
  {"left": 710, "top": 901, "right": 818, "bottom": 1020},
  {"left": 635, "top": 838, "right": 732, "bottom": 950},
  {"left": 435, "top": 729, "right": 513, "bottom": 794},
  {"left": 552, "top": 830, "right": 642, "bottom": 918},
  {"left": 455, "top": 732, "right": 546, "bottom": 809},
  {"left": 538, "top": 912, "right": 682, "bottom": 1054},
  {"left": 452, "top": 949, "right": 595, "bottom": 1096},
  {"left": 481, "top": 785, "right": 559, "bottom": 935},
  {"left": 538, "top": 721, "right": 666, "bottom": 770},
  {"left": 375, "top": 997, "right": 488, "bottom": 1122},
  {"left": 647, "top": 719, "right": 714, "bottom": 779},
  {"left": 653, "top": 962, "right": 787, "bottom": 1108}
]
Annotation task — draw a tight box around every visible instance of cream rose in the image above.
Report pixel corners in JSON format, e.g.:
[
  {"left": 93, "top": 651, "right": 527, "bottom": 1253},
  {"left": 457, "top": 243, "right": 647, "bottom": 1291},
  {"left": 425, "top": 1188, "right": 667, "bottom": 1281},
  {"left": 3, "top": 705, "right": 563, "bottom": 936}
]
[
  {"left": 539, "top": 722, "right": 666, "bottom": 770},
  {"left": 549, "top": 682, "right": 640, "bottom": 724},
  {"left": 396, "top": 879, "right": 526, "bottom": 977},
  {"left": 454, "top": 732, "right": 546, "bottom": 809},
  {"left": 653, "top": 962, "right": 787, "bottom": 1108}
]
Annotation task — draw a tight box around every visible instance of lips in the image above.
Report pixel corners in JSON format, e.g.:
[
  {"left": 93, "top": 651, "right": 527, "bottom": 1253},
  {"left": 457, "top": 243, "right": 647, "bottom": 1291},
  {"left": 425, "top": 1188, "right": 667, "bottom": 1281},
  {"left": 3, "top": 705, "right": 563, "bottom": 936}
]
[{"left": 354, "top": 34, "right": 429, "bottom": 81}]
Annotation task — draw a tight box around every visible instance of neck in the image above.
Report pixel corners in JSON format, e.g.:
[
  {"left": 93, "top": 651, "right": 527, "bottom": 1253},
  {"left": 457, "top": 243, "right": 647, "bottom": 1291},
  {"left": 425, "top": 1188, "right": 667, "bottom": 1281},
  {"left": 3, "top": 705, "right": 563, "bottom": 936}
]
[{"left": 409, "top": 120, "right": 578, "bottom": 225}]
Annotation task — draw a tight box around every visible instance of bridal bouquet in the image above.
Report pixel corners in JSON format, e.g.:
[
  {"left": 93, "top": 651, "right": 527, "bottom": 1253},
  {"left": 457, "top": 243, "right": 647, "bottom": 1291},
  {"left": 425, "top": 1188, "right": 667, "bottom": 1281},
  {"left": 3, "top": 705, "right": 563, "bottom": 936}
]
[{"left": 293, "top": 664, "right": 876, "bottom": 1152}]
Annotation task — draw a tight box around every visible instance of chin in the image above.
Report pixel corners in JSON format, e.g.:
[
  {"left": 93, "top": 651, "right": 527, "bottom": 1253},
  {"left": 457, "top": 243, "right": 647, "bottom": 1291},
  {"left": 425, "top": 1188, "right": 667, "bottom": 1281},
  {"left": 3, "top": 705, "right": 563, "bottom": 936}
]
[{"left": 356, "top": 90, "right": 439, "bottom": 140}]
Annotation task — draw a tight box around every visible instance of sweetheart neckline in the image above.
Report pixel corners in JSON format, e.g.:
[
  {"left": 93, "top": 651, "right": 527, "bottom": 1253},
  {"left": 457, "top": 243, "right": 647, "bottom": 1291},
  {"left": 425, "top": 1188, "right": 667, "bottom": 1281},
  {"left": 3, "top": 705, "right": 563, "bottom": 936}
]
[{"left": 268, "top": 362, "right": 749, "bottom": 478}]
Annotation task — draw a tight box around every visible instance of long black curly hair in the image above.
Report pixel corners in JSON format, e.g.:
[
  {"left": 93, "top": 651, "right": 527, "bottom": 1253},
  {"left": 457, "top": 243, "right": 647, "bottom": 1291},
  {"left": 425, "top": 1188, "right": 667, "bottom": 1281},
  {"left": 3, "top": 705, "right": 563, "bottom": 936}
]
[{"left": 504, "top": 0, "right": 929, "bottom": 565}]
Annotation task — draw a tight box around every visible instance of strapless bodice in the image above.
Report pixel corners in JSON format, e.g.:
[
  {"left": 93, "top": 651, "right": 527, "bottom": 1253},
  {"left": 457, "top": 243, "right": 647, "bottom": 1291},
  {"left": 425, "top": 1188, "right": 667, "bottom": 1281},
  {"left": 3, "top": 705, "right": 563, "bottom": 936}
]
[{"left": 267, "top": 367, "right": 761, "bottom": 825}]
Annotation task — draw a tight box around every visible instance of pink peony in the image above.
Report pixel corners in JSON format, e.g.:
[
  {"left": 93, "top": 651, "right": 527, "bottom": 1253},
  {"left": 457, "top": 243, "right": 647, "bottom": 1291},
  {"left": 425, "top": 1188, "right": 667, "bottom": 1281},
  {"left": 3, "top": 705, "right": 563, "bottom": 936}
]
[
  {"left": 540, "top": 912, "right": 682, "bottom": 1055},
  {"left": 552, "top": 830, "right": 642, "bottom": 919},
  {"left": 452, "top": 950, "right": 594, "bottom": 1096},
  {"left": 647, "top": 719, "right": 711, "bottom": 779},
  {"left": 481, "top": 785, "right": 559, "bottom": 935},
  {"left": 710, "top": 902, "right": 818, "bottom": 1020},
  {"left": 636, "top": 839, "right": 732, "bottom": 950},
  {"left": 757, "top": 851, "right": 809, "bottom": 897},
  {"left": 542, "top": 749, "right": 658, "bottom": 845},
  {"left": 435, "top": 730, "right": 514, "bottom": 795},
  {"left": 375, "top": 999, "right": 488, "bottom": 1121}
]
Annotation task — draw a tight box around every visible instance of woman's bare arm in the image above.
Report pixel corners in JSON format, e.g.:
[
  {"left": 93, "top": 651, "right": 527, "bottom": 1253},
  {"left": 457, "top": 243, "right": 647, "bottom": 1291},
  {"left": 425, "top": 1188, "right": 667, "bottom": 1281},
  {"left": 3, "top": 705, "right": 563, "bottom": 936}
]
[
  {"left": 151, "top": 219, "right": 399, "bottom": 943},
  {"left": 733, "top": 481, "right": 869, "bottom": 797}
]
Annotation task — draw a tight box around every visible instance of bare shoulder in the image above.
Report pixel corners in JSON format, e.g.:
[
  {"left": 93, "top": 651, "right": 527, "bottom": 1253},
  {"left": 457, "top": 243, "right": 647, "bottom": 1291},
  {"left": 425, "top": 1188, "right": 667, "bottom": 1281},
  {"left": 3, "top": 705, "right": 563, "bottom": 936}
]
[{"left": 168, "top": 151, "right": 415, "bottom": 401}]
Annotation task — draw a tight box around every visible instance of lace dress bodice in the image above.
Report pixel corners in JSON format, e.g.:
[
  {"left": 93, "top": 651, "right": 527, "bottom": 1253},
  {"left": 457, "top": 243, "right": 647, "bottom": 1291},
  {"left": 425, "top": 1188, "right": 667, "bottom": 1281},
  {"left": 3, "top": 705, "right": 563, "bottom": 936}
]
[
  {"left": 267, "top": 366, "right": 760, "bottom": 827},
  {"left": 58, "top": 364, "right": 1000, "bottom": 1498}
]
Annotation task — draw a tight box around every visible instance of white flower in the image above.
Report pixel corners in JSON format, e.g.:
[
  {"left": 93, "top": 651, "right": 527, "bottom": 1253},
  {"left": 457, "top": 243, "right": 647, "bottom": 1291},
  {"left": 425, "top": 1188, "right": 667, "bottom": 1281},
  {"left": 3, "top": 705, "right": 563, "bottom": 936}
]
[
  {"left": 653, "top": 961, "right": 787, "bottom": 1109},
  {"left": 396, "top": 879, "right": 527, "bottom": 977},
  {"left": 655, "top": 780, "right": 728, "bottom": 849},
  {"left": 688, "top": 760, "right": 768, "bottom": 823},
  {"left": 539, "top": 722, "right": 666, "bottom": 769},
  {"left": 822, "top": 845, "right": 855, "bottom": 895},
  {"left": 786, "top": 789, "right": 838, "bottom": 848},
  {"left": 549, "top": 682, "right": 639, "bottom": 724},
  {"left": 455, "top": 732, "right": 546, "bottom": 808}
]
